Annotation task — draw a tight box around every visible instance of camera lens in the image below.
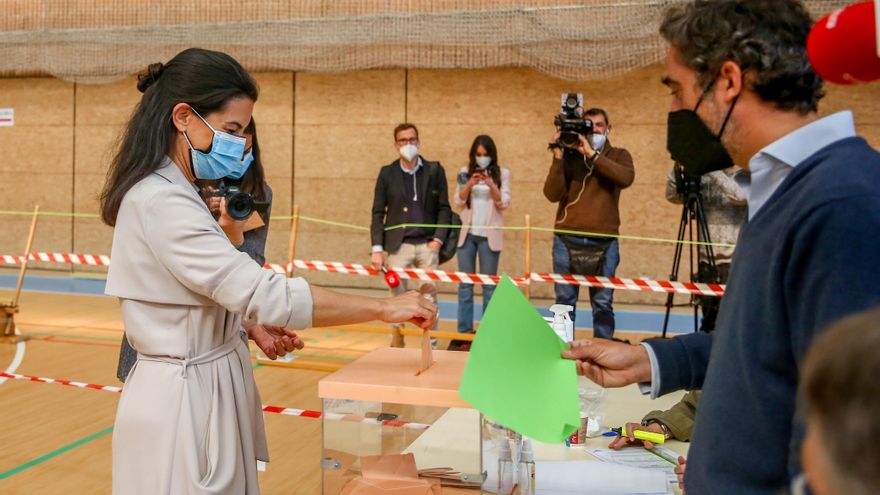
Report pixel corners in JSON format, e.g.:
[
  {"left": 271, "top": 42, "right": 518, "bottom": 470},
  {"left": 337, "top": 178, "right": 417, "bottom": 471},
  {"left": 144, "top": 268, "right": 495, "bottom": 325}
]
[
  {"left": 559, "top": 132, "right": 579, "bottom": 148},
  {"left": 227, "top": 192, "right": 253, "bottom": 220}
]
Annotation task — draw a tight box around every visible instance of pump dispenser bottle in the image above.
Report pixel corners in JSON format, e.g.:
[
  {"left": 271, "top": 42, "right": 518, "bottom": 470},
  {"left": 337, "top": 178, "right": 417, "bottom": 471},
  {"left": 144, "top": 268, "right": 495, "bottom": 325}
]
[
  {"left": 518, "top": 439, "right": 536, "bottom": 495},
  {"left": 497, "top": 439, "right": 514, "bottom": 495},
  {"left": 549, "top": 304, "right": 574, "bottom": 342}
]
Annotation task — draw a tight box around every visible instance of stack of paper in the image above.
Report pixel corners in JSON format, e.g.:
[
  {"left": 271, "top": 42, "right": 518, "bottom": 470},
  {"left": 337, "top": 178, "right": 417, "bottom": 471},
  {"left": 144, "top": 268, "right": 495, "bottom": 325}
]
[
  {"left": 482, "top": 445, "right": 671, "bottom": 495},
  {"left": 590, "top": 447, "right": 679, "bottom": 486},
  {"left": 535, "top": 460, "right": 670, "bottom": 494}
]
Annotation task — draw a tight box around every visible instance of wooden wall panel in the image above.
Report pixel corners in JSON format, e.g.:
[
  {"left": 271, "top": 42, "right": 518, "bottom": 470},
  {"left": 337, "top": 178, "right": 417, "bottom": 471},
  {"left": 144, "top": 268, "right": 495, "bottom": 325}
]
[
  {"left": 295, "top": 70, "right": 405, "bottom": 125},
  {"left": 0, "top": 78, "right": 74, "bottom": 271},
  {"left": 1, "top": 68, "right": 878, "bottom": 305}
]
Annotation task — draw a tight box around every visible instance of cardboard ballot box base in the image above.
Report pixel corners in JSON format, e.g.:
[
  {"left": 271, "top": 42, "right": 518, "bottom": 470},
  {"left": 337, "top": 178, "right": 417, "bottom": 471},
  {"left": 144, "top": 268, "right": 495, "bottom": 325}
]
[{"left": 319, "top": 349, "right": 479, "bottom": 494}]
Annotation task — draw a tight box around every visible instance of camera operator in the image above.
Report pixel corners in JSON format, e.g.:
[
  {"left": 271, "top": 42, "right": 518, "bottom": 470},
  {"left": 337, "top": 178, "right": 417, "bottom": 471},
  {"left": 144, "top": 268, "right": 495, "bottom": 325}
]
[
  {"left": 665, "top": 164, "right": 746, "bottom": 332},
  {"left": 543, "top": 107, "right": 634, "bottom": 340}
]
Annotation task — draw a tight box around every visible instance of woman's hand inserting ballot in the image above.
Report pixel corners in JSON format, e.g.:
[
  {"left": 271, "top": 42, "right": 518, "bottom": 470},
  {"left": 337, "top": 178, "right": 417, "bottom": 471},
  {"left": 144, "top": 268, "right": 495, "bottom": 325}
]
[
  {"left": 380, "top": 290, "right": 438, "bottom": 330},
  {"left": 247, "top": 323, "right": 304, "bottom": 360},
  {"left": 309, "top": 286, "right": 438, "bottom": 330},
  {"left": 561, "top": 338, "right": 652, "bottom": 387}
]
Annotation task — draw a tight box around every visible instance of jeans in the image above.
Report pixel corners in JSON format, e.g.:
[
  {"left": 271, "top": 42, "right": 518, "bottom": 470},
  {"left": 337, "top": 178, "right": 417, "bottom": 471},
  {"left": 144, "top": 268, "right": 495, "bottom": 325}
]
[
  {"left": 697, "top": 261, "right": 731, "bottom": 333},
  {"left": 551, "top": 235, "right": 620, "bottom": 339},
  {"left": 457, "top": 234, "right": 501, "bottom": 332}
]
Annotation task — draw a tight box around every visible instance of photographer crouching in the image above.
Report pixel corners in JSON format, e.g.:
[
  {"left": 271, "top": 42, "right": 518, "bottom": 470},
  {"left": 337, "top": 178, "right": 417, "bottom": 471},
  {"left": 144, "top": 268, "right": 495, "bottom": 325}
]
[{"left": 543, "top": 100, "right": 634, "bottom": 340}]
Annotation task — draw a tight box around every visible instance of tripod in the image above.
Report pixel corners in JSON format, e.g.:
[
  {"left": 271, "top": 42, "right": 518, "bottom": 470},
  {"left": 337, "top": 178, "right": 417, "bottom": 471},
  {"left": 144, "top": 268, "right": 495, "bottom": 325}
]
[{"left": 661, "top": 167, "right": 719, "bottom": 338}]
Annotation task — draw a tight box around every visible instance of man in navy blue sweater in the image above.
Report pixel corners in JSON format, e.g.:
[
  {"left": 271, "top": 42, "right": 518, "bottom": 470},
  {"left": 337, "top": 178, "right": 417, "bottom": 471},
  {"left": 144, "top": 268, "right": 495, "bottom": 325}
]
[{"left": 563, "top": 1, "right": 880, "bottom": 494}]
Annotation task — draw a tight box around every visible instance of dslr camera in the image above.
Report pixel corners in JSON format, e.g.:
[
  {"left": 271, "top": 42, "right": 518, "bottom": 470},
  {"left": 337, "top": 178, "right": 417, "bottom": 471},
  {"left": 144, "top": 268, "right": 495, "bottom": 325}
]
[
  {"left": 214, "top": 180, "right": 270, "bottom": 221},
  {"left": 553, "top": 93, "right": 593, "bottom": 152}
]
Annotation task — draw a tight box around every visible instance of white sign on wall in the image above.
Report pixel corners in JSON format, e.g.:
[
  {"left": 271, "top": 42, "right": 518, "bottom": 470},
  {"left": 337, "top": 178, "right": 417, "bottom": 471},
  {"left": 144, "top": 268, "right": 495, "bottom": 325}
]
[{"left": 0, "top": 108, "right": 13, "bottom": 127}]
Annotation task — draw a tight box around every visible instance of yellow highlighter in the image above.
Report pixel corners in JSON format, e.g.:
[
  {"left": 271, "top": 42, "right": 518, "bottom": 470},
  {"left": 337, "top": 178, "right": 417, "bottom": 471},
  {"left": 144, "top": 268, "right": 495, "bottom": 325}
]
[{"left": 611, "top": 425, "right": 666, "bottom": 445}]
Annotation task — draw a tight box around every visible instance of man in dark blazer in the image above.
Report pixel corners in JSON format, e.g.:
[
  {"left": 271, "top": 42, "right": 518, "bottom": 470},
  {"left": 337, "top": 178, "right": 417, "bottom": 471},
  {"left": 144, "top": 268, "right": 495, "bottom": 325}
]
[{"left": 371, "top": 123, "right": 451, "bottom": 347}]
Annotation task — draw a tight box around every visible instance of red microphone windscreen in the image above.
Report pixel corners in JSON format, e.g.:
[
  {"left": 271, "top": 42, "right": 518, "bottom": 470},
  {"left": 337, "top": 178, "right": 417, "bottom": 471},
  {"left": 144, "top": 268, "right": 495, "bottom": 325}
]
[{"left": 808, "top": 1, "right": 880, "bottom": 85}]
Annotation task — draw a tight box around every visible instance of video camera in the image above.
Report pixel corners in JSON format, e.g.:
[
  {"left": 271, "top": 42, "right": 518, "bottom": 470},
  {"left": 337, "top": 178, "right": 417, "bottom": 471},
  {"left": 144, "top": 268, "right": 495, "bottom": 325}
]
[
  {"left": 553, "top": 93, "right": 593, "bottom": 153},
  {"left": 673, "top": 163, "right": 703, "bottom": 197},
  {"left": 214, "top": 180, "right": 270, "bottom": 221}
]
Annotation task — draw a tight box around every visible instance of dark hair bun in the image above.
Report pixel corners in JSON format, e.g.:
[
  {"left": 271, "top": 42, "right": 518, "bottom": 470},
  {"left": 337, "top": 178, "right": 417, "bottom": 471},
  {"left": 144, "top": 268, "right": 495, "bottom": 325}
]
[{"left": 136, "top": 62, "right": 165, "bottom": 93}]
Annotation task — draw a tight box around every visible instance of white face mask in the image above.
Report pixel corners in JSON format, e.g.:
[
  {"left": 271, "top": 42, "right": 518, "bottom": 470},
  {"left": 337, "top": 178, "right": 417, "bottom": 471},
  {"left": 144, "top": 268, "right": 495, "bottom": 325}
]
[
  {"left": 475, "top": 156, "right": 492, "bottom": 169},
  {"left": 589, "top": 132, "right": 607, "bottom": 151},
  {"left": 399, "top": 143, "right": 419, "bottom": 162}
]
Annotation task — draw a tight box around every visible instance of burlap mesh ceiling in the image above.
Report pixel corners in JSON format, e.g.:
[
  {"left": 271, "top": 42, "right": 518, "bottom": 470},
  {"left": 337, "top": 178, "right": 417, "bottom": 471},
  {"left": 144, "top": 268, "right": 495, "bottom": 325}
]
[{"left": 0, "top": 1, "right": 850, "bottom": 83}]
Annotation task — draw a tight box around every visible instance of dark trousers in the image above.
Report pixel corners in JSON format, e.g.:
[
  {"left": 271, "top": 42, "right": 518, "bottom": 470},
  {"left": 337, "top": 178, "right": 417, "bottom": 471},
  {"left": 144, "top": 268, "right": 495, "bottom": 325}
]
[
  {"left": 551, "top": 235, "right": 620, "bottom": 339},
  {"left": 697, "top": 262, "right": 731, "bottom": 333}
]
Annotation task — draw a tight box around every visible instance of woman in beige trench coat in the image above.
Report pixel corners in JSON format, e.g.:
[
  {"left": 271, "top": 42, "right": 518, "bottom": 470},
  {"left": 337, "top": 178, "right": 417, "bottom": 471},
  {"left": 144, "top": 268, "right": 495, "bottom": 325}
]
[{"left": 99, "top": 48, "right": 437, "bottom": 495}]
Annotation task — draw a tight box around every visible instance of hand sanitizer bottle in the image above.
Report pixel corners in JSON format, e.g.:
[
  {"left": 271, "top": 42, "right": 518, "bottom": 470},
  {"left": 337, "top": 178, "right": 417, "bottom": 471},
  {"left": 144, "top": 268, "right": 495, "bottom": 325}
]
[
  {"left": 498, "top": 439, "right": 514, "bottom": 495},
  {"left": 518, "top": 439, "right": 536, "bottom": 495},
  {"left": 549, "top": 304, "right": 574, "bottom": 342}
]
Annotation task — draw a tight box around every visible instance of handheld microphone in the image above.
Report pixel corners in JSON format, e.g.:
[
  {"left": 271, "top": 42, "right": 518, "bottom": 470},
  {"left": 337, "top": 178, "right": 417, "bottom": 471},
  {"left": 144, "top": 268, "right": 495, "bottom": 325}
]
[
  {"left": 807, "top": 0, "right": 880, "bottom": 85},
  {"left": 381, "top": 266, "right": 400, "bottom": 288}
]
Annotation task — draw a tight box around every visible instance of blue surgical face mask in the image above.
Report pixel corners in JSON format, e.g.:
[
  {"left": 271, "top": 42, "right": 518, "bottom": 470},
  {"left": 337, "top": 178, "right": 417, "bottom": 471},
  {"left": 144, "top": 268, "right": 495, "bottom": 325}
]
[
  {"left": 183, "top": 108, "right": 249, "bottom": 180},
  {"left": 241, "top": 149, "right": 254, "bottom": 172}
]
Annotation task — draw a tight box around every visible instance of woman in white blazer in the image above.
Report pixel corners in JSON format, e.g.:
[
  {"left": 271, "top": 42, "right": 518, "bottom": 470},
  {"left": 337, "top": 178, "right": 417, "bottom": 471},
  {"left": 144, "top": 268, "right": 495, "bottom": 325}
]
[
  {"left": 452, "top": 135, "right": 511, "bottom": 336},
  {"left": 99, "top": 48, "right": 436, "bottom": 495}
]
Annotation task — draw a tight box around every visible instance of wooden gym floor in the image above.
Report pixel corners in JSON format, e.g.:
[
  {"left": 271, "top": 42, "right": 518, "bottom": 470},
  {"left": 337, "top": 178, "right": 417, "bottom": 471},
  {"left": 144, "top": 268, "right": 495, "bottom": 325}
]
[{"left": 0, "top": 287, "right": 664, "bottom": 494}]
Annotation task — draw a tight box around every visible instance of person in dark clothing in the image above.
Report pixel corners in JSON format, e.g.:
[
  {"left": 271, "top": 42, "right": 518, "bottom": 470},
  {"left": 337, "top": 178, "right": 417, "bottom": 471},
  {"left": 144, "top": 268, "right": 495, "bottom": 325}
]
[
  {"left": 370, "top": 123, "right": 452, "bottom": 347},
  {"left": 544, "top": 108, "right": 635, "bottom": 340},
  {"left": 561, "top": 1, "right": 880, "bottom": 494}
]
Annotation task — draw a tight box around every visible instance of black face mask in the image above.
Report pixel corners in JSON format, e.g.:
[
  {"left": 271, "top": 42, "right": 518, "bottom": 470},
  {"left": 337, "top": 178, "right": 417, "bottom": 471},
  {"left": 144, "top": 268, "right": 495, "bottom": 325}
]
[{"left": 667, "top": 81, "right": 738, "bottom": 176}]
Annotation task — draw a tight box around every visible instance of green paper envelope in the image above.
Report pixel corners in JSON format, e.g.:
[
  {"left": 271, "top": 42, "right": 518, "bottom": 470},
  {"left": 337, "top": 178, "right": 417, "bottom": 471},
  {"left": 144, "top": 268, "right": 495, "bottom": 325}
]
[{"left": 458, "top": 274, "right": 580, "bottom": 443}]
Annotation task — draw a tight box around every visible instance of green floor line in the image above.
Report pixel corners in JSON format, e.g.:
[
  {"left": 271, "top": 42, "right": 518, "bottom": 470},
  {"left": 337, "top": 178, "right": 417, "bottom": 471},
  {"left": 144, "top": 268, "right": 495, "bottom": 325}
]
[{"left": 0, "top": 426, "right": 113, "bottom": 480}]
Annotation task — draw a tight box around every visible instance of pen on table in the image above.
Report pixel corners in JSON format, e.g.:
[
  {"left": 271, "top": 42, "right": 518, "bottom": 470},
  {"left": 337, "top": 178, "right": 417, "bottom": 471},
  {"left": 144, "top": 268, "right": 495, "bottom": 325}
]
[{"left": 645, "top": 445, "right": 680, "bottom": 466}]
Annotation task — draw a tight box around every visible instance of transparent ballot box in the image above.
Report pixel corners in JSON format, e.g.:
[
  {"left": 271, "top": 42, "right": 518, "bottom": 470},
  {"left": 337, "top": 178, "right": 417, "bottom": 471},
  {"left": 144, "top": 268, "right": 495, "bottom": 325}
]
[{"left": 318, "top": 347, "right": 485, "bottom": 494}]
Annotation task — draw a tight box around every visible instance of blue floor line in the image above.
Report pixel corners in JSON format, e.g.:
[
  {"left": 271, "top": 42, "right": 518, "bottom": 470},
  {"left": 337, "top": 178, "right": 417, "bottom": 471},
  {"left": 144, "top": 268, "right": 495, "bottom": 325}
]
[
  {"left": 0, "top": 274, "right": 107, "bottom": 296},
  {"left": 0, "top": 274, "right": 695, "bottom": 334}
]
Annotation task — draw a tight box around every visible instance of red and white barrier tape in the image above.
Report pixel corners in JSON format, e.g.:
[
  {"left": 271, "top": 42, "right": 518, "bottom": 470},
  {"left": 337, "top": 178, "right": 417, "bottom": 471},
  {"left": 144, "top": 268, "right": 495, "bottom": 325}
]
[
  {"left": 529, "top": 273, "right": 725, "bottom": 297},
  {"left": 0, "top": 371, "right": 430, "bottom": 430},
  {"left": 289, "top": 259, "right": 514, "bottom": 286},
  {"left": 1, "top": 252, "right": 724, "bottom": 296},
  {"left": 280, "top": 260, "right": 724, "bottom": 296},
  {"left": 263, "top": 406, "right": 429, "bottom": 431},
  {"left": 1, "top": 252, "right": 111, "bottom": 266},
  {"left": 264, "top": 263, "right": 288, "bottom": 274},
  {"left": 0, "top": 370, "right": 123, "bottom": 393}
]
